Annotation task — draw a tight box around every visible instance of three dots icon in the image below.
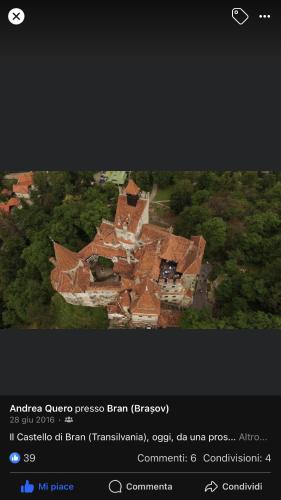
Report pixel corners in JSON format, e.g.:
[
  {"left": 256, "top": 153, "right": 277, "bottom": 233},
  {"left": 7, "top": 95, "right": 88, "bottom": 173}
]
[{"left": 259, "top": 14, "right": 271, "bottom": 19}]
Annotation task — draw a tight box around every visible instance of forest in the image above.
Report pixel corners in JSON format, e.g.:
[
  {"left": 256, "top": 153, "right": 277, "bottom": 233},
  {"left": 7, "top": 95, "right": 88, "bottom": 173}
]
[{"left": 0, "top": 170, "right": 281, "bottom": 329}]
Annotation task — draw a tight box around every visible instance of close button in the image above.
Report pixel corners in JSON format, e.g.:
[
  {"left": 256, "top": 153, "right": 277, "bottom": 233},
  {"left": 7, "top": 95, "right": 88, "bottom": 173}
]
[{"left": 8, "top": 8, "right": 25, "bottom": 25}]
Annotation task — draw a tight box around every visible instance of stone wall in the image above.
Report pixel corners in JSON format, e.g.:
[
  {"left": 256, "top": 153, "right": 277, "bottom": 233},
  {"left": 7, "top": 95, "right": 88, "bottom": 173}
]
[
  {"left": 131, "top": 313, "right": 159, "bottom": 326},
  {"left": 181, "top": 274, "right": 197, "bottom": 291},
  {"left": 62, "top": 287, "right": 120, "bottom": 308}
]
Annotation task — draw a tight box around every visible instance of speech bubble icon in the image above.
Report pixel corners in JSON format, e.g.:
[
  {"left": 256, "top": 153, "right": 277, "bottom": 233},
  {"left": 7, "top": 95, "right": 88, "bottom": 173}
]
[{"left": 109, "top": 480, "right": 123, "bottom": 494}]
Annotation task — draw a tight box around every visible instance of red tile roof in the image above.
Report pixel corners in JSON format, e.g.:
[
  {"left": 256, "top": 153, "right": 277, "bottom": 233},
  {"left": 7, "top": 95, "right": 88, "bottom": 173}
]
[
  {"left": 99, "top": 221, "right": 120, "bottom": 245},
  {"left": 134, "top": 242, "right": 161, "bottom": 280},
  {"left": 54, "top": 242, "right": 81, "bottom": 271},
  {"left": 79, "top": 222, "right": 127, "bottom": 260},
  {"left": 17, "top": 173, "right": 33, "bottom": 185},
  {"left": 140, "top": 224, "right": 205, "bottom": 276},
  {"left": 79, "top": 237, "right": 127, "bottom": 260},
  {"left": 107, "top": 304, "right": 125, "bottom": 316},
  {"left": 0, "top": 197, "right": 20, "bottom": 213},
  {"left": 13, "top": 184, "right": 30, "bottom": 194},
  {"left": 12, "top": 172, "right": 33, "bottom": 195},
  {"left": 158, "top": 309, "right": 183, "bottom": 328},
  {"left": 7, "top": 198, "right": 20, "bottom": 208},
  {"left": 114, "top": 195, "right": 147, "bottom": 233},
  {"left": 124, "top": 179, "right": 141, "bottom": 196},
  {"left": 141, "top": 224, "right": 193, "bottom": 266},
  {"left": 50, "top": 180, "right": 206, "bottom": 319},
  {"left": 8, "top": 171, "right": 33, "bottom": 181},
  {"left": 160, "top": 234, "right": 192, "bottom": 263},
  {"left": 119, "top": 289, "right": 131, "bottom": 309},
  {"left": 134, "top": 278, "right": 159, "bottom": 296},
  {"left": 51, "top": 242, "right": 93, "bottom": 293},
  {"left": 191, "top": 235, "right": 206, "bottom": 257},
  {"left": 51, "top": 264, "right": 92, "bottom": 294},
  {"left": 183, "top": 236, "right": 206, "bottom": 275},
  {"left": 183, "top": 258, "right": 201, "bottom": 275},
  {"left": 113, "top": 260, "right": 135, "bottom": 278},
  {"left": 131, "top": 279, "right": 160, "bottom": 316},
  {"left": 121, "top": 277, "right": 135, "bottom": 291},
  {"left": 89, "top": 282, "right": 121, "bottom": 290},
  {"left": 140, "top": 223, "right": 169, "bottom": 243}
]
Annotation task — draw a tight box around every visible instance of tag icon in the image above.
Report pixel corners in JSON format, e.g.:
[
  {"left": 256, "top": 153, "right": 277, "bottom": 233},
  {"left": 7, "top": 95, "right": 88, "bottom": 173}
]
[{"left": 232, "top": 8, "right": 249, "bottom": 25}]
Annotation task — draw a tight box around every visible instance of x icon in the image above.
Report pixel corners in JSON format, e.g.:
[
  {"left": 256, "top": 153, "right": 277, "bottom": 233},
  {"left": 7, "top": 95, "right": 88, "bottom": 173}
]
[{"left": 8, "top": 8, "right": 25, "bottom": 25}]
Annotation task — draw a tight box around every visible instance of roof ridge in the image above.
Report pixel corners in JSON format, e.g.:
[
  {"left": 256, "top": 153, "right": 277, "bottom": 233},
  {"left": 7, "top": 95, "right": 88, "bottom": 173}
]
[{"left": 53, "top": 242, "right": 81, "bottom": 271}]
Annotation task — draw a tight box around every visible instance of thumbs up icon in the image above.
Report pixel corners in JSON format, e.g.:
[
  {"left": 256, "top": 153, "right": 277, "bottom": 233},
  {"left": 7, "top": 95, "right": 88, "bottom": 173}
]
[{"left": 20, "top": 480, "right": 35, "bottom": 494}]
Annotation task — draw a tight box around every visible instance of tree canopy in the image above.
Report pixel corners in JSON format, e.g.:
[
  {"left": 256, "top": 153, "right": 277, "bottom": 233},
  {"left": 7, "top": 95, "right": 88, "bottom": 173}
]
[{"left": 0, "top": 171, "right": 117, "bottom": 328}]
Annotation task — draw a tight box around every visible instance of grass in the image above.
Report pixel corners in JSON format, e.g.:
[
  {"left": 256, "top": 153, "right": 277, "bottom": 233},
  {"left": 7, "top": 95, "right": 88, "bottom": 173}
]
[
  {"left": 154, "top": 204, "right": 171, "bottom": 218},
  {"left": 51, "top": 294, "right": 109, "bottom": 329},
  {"left": 150, "top": 204, "right": 177, "bottom": 228},
  {"left": 154, "top": 185, "right": 174, "bottom": 202}
]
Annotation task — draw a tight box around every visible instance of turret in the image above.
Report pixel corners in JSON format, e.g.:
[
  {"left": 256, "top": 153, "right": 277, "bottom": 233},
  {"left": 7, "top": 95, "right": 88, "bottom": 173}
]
[{"left": 123, "top": 179, "right": 141, "bottom": 207}]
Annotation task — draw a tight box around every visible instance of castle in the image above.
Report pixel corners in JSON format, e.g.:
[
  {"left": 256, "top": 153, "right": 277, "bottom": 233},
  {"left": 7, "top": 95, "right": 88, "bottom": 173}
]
[{"left": 50, "top": 180, "right": 206, "bottom": 328}]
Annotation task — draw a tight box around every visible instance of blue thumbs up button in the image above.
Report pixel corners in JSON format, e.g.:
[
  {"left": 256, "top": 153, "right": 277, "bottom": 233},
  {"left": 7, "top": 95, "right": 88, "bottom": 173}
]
[
  {"left": 9, "top": 452, "right": 21, "bottom": 464},
  {"left": 20, "top": 480, "right": 35, "bottom": 494}
]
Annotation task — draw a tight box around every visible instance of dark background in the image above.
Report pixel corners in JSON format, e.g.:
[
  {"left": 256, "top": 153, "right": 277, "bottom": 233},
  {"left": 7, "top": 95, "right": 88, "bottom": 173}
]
[
  {"left": 0, "top": 2, "right": 280, "bottom": 169},
  {"left": 0, "top": 2, "right": 281, "bottom": 395},
  {"left": 1, "top": 331, "right": 280, "bottom": 395}
]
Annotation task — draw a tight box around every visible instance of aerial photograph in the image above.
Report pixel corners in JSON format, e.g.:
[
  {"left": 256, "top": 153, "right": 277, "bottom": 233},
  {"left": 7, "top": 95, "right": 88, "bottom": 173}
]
[{"left": 0, "top": 170, "right": 280, "bottom": 329}]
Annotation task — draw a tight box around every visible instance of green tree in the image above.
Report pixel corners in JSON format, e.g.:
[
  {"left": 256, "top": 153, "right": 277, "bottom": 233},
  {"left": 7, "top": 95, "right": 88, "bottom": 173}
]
[
  {"left": 80, "top": 200, "right": 111, "bottom": 239},
  {"left": 201, "top": 217, "right": 227, "bottom": 258},
  {"left": 197, "top": 172, "right": 222, "bottom": 191},
  {"left": 0, "top": 234, "right": 25, "bottom": 292},
  {"left": 175, "top": 205, "right": 212, "bottom": 238},
  {"left": 181, "top": 308, "right": 222, "bottom": 329},
  {"left": 170, "top": 180, "right": 193, "bottom": 214},
  {"left": 191, "top": 189, "right": 210, "bottom": 206},
  {"left": 49, "top": 202, "right": 84, "bottom": 250},
  {"left": 132, "top": 171, "right": 153, "bottom": 191},
  {"left": 21, "top": 230, "right": 53, "bottom": 283},
  {"left": 3, "top": 270, "right": 51, "bottom": 327},
  {"left": 152, "top": 171, "right": 174, "bottom": 188}
]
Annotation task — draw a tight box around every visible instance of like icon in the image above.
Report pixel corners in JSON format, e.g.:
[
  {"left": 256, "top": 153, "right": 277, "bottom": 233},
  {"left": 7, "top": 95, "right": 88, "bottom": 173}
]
[{"left": 20, "top": 480, "right": 34, "bottom": 494}]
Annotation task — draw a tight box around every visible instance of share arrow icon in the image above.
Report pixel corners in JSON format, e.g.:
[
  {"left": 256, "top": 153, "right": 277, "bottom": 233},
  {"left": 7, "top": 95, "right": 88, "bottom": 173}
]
[{"left": 204, "top": 481, "right": 219, "bottom": 493}]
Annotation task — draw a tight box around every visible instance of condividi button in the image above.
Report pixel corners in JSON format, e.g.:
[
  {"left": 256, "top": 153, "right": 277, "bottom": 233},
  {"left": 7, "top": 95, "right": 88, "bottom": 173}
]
[{"left": 220, "top": 481, "right": 263, "bottom": 493}]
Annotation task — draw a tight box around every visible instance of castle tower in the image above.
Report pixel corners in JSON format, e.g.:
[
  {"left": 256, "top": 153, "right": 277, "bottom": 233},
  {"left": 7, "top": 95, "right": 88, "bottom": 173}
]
[
  {"left": 123, "top": 179, "right": 141, "bottom": 206},
  {"left": 114, "top": 179, "right": 149, "bottom": 247}
]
